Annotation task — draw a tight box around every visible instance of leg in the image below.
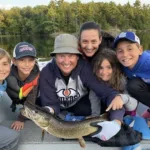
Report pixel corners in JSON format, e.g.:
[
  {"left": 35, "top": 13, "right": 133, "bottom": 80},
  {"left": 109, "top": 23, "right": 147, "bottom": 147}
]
[
  {"left": 127, "top": 78, "right": 150, "bottom": 107},
  {"left": 0, "top": 125, "right": 20, "bottom": 150}
]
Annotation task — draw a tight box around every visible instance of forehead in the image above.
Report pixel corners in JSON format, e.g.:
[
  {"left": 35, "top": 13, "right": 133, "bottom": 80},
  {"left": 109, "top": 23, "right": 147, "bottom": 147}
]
[
  {"left": 0, "top": 56, "right": 10, "bottom": 63},
  {"left": 101, "top": 59, "right": 111, "bottom": 65},
  {"left": 56, "top": 53, "right": 78, "bottom": 56},
  {"left": 116, "top": 41, "right": 137, "bottom": 49},
  {"left": 80, "top": 29, "right": 100, "bottom": 39},
  {"left": 16, "top": 56, "right": 35, "bottom": 60}
]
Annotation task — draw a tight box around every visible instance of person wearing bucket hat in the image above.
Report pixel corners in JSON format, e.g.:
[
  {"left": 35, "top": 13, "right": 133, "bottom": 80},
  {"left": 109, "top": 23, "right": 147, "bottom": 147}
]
[
  {"left": 6, "top": 42, "right": 40, "bottom": 131},
  {"left": 113, "top": 31, "right": 150, "bottom": 119},
  {"left": 40, "top": 33, "right": 126, "bottom": 141}
]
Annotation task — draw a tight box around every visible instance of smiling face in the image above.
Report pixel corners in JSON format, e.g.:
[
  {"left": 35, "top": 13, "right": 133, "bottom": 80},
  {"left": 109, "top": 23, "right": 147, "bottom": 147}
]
[
  {"left": 116, "top": 41, "right": 143, "bottom": 69},
  {"left": 55, "top": 53, "right": 79, "bottom": 76},
  {"left": 0, "top": 56, "right": 11, "bottom": 84},
  {"left": 12, "top": 56, "right": 36, "bottom": 81},
  {"left": 80, "top": 29, "right": 102, "bottom": 57},
  {"left": 96, "top": 59, "right": 113, "bottom": 82}
]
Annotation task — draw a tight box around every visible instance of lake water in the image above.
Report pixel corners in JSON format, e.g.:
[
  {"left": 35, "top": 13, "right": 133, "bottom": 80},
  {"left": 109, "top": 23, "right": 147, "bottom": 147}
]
[
  {"left": 0, "top": 35, "right": 54, "bottom": 59},
  {"left": 0, "top": 32, "right": 150, "bottom": 59}
]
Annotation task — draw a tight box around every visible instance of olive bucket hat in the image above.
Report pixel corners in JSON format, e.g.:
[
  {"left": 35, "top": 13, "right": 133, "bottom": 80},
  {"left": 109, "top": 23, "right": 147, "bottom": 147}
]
[{"left": 50, "top": 34, "right": 82, "bottom": 57}]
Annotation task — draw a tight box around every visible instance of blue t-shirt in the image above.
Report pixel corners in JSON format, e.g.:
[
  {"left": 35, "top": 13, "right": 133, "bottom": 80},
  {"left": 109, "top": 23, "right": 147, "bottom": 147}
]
[
  {"left": 0, "top": 80, "right": 7, "bottom": 97},
  {"left": 123, "top": 50, "right": 150, "bottom": 84}
]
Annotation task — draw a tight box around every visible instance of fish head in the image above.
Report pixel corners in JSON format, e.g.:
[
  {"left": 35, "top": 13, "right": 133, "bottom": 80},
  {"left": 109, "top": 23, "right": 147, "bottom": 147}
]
[{"left": 21, "top": 102, "right": 50, "bottom": 128}]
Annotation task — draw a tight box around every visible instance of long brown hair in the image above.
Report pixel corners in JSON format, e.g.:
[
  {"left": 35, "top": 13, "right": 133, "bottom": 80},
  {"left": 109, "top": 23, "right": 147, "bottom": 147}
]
[{"left": 93, "top": 48, "right": 125, "bottom": 93}]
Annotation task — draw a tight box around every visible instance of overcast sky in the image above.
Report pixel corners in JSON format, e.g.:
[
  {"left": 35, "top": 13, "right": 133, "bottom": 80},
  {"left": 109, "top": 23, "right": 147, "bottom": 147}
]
[{"left": 0, "top": 0, "right": 149, "bottom": 9}]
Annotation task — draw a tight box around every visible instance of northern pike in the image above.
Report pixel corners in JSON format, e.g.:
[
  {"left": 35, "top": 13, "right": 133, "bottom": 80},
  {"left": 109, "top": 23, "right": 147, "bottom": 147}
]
[{"left": 21, "top": 102, "right": 108, "bottom": 148}]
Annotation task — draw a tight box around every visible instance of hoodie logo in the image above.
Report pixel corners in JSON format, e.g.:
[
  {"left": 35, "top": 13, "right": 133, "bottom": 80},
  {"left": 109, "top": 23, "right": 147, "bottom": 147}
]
[
  {"left": 63, "top": 89, "right": 71, "bottom": 97},
  {"left": 57, "top": 88, "right": 80, "bottom": 108}
]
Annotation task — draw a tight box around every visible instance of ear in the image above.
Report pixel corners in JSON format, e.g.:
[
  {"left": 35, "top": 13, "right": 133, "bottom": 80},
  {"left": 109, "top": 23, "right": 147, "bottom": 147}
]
[
  {"left": 12, "top": 58, "right": 16, "bottom": 66},
  {"left": 139, "top": 45, "right": 143, "bottom": 55},
  {"left": 78, "top": 40, "right": 81, "bottom": 49},
  {"left": 77, "top": 55, "right": 79, "bottom": 61},
  {"left": 96, "top": 69, "right": 100, "bottom": 78},
  {"left": 99, "top": 36, "right": 102, "bottom": 45}
]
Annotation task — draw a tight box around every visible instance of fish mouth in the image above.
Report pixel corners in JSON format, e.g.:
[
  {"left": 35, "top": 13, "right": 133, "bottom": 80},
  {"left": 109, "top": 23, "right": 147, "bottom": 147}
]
[
  {"left": 20, "top": 108, "right": 26, "bottom": 117},
  {"left": 21, "top": 105, "right": 49, "bottom": 128},
  {"left": 21, "top": 106, "right": 34, "bottom": 119}
]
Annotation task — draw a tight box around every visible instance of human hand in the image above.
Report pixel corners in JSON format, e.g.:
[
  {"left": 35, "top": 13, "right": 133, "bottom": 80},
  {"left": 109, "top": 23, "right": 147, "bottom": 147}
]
[
  {"left": 91, "top": 120, "right": 121, "bottom": 141},
  {"left": 11, "top": 121, "right": 24, "bottom": 131},
  {"left": 106, "top": 95, "right": 124, "bottom": 112},
  {"left": 43, "top": 106, "right": 54, "bottom": 114}
]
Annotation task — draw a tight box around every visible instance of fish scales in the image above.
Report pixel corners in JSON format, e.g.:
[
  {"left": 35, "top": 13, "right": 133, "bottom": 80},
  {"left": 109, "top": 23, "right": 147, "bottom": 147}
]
[{"left": 21, "top": 102, "right": 108, "bottom": 147}]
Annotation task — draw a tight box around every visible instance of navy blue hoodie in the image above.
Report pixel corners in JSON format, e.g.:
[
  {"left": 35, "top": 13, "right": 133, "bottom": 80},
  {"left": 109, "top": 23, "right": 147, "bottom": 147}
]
[{"left": 40, "top": 57, "right": 118, "bottom": 115}]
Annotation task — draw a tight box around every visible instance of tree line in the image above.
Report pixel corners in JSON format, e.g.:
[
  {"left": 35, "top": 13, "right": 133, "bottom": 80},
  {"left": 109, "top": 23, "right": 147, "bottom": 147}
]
[{"left": 0, "top": 0, "right": 150, "bottom": 35}]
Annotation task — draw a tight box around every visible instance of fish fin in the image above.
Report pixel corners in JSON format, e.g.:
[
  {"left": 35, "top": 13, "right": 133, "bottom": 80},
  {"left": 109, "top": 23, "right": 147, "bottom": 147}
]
[
  {"left": 100, "top": 113, "right": 108, "bottom": 120},
  {"left": 41, "top": 130, "right": 45, "bottom": 141},
  {"left": 90, "top": 121, "right": 100, "bottom": 127},
  {"left": 89, "top": 122, "right": 102, "bottom": 136},
  {"left": 78, "top": 137, "right": 85, "bottom": 148}
]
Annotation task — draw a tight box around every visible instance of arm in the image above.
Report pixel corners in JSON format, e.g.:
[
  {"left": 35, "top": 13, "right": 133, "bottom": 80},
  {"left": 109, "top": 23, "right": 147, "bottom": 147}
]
[
  {"left": 118, "top": 76, "right": 138, "bottom": 111},
  {"left": 81, "top": 61, "right": 124, "bottom": 112},
  {"left": 89, "top": 90, "right": 101, "bottom": 116},
  {"left": 40, "top": 65, "right": 60, "bottom": 115},
  {"left": 81, "top": 62, "right": 118, "bottom": 103},
  {"left": 118, "top": 94, "right": 138, "bottom": 111},
  {"left": 6, "top": 76, "right": 20, "bottom": 100}
]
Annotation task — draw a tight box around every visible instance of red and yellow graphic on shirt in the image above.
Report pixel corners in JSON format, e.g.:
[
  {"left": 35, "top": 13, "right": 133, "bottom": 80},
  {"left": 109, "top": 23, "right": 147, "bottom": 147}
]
[{"left": 19, "top": 74, "right": 39, "bottom": 99}]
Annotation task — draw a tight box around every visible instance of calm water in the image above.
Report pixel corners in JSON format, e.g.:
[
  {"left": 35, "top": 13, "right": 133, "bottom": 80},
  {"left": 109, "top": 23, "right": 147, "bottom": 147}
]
[
  {"left": 0, "top": 32, "right": 150, "bottom": 58},
  {"left": 0, "top": 35, "right": 54, "bottom": 59}
]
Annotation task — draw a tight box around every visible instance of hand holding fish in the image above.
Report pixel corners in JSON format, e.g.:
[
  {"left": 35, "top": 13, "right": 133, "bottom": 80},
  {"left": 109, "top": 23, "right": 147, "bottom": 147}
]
[{"left": 43, "top": 106, "right": 54, "bottom": 114}]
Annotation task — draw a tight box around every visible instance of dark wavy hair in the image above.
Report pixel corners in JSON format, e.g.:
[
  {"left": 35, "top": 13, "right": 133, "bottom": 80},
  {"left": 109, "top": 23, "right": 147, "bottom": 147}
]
[{"left": 93, "top": 48, "right": 125, "bottom": 92}]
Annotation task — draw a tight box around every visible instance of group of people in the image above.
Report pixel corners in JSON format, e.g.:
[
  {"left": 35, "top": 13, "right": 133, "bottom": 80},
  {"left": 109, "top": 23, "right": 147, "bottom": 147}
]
[{"left": 0, "top": 21, "right": 150, "bottom": 150}]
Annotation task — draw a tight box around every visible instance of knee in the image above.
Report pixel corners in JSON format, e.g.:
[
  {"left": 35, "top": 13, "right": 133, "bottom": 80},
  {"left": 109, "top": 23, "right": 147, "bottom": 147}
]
[
  {"left": 10, "top": 130, "right": 20, "bottom": 143},
  {"left": 14, "top": 131, "right": 20, "bottom": 141}
]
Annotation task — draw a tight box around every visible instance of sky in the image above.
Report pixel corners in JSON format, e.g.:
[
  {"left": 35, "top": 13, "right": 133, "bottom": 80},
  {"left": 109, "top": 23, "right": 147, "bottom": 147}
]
[{"left": 0, "top": 0, "right": 150, "bottom": 9}]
